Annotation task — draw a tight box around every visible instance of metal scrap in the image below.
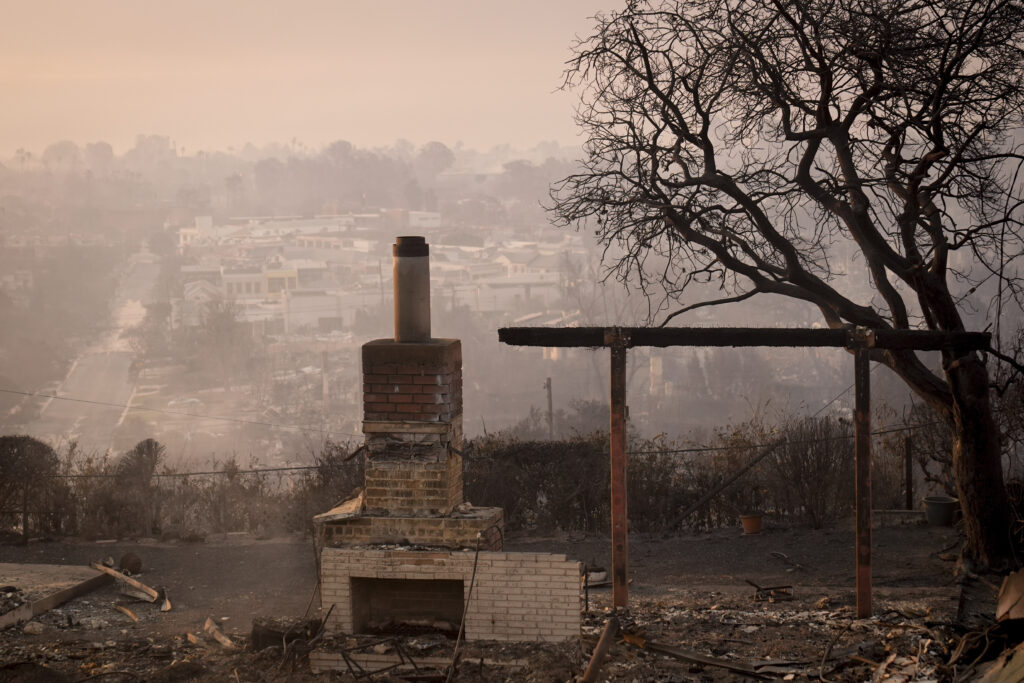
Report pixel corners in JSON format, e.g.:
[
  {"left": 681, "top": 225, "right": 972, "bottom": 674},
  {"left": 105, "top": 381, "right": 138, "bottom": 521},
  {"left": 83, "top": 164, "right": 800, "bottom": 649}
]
[
  {"left": 745, "top": 579, "right": 794, "bottom": 602},
  {"left": 337, "top": 637, "right": 425, "bottom": 680}
]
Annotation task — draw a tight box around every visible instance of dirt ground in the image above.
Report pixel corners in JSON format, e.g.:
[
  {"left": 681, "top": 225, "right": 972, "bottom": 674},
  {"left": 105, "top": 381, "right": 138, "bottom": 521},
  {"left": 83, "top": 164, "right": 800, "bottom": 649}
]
[{"left": 0, "top": 520, "right": 1000, "bottom": 681}]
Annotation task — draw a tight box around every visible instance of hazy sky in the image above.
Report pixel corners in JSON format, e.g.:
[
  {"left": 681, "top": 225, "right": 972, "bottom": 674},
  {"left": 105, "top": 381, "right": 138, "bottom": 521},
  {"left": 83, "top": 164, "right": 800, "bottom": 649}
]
[{"left": 1, "top": 1, "right": 619, "bottom": 156}]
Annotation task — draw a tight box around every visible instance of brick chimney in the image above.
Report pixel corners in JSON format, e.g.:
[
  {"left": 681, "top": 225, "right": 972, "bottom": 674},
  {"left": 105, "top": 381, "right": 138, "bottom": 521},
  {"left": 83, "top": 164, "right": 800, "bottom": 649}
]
[
  {"left": 311, "top": 237, "right": 581, "bottom": 647},
  {"left": 360, "top": 236, "right": 463, "bottom": 516}
]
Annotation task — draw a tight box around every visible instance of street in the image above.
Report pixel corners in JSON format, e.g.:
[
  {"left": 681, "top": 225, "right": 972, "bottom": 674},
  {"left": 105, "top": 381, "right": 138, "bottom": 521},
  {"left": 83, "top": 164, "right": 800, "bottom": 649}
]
[{"left": 24, "top": 250, "right": 160, "bottom": 455}]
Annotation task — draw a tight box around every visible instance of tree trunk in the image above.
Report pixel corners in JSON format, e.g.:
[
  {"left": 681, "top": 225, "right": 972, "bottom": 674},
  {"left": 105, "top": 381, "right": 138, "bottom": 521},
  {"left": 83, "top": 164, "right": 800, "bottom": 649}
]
[{"left": 948, "top": 355, "right": 1018, "bottom": 570}]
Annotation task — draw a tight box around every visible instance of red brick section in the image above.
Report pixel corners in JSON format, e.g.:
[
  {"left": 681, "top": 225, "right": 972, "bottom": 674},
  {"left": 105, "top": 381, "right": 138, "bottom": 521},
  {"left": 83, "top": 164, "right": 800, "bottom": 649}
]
[
  {"left": 360, "top": 338, "right": 465, "bottom": 515},
  {"left": 362, "top": 339, "right": 462, "bottom": 423}
]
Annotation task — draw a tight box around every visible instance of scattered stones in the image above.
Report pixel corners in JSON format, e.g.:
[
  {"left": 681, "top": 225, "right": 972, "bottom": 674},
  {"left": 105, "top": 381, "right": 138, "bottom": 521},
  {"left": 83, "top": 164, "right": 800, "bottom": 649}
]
[
  {"left": 22, "top": 621, "right": 45, "bottom": 635},
  {"left": 79, "top": 617, "right": 108, "bottom": 630}
]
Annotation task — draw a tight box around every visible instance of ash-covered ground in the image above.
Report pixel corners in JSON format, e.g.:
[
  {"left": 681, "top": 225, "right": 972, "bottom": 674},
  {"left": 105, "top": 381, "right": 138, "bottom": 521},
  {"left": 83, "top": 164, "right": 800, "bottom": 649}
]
[{"left": 0, "top": 522, "right": 995, "bottom": 681}]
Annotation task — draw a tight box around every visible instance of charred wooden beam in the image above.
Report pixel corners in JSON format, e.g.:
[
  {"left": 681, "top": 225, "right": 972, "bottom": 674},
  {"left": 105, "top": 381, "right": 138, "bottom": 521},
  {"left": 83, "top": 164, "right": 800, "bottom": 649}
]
[
  {"left": 854, "top": 346, "right": 873, "bottom": 618},
  {"left": 581, "top": 617, "right": 620, "bottom": 683},
  {"left": 498, "top": 326, "right": 990, "bottom": 351},
  {"left": 607, "top": 330, "right": 629, "bottom": 608}
]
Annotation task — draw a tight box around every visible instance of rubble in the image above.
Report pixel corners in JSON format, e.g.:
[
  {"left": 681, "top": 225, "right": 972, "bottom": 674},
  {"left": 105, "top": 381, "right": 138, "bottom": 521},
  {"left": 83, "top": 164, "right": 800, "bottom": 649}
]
[
  {"left": 0, "top": 563, "right": 112, "bottom": 629},
  {"left": 90, "top": 561, "right": 172, "bottom": 612},
  {"left": 21, "top": 621, "right": 46, "bottom": 636},
  {"left": 0, "top": 523, "right": 992, "bottom": 680},
  {"left": 203, "top": 617, "right": 237, "bottom": 649}
]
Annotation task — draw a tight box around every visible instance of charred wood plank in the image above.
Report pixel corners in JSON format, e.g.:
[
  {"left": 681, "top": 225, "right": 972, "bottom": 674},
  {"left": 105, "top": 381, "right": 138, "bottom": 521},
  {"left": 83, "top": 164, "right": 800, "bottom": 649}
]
[
  {"left": 498, "top": 326, "right": 989, "bottom": 351},
  {"left": 581, "top": 617, "right": 620, "bottom": 683}
]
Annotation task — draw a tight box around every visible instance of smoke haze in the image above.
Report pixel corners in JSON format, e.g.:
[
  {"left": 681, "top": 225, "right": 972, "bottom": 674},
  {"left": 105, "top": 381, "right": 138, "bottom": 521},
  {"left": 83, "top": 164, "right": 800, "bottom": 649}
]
[{"left": 1, "top": 1, "right": 616, "bottom": 155}]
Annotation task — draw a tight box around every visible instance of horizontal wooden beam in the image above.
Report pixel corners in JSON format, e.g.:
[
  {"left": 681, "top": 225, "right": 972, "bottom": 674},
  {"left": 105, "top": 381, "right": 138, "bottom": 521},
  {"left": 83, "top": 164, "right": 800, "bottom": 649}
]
[{"left": 498, "top": 326, "right": 990, "bottom": 352}]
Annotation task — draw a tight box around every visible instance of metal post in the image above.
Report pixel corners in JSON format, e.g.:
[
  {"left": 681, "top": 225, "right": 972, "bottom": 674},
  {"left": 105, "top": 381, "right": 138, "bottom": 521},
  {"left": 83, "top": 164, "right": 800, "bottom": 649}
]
[
  {"left": 321, "top": 350, "right": 329, "bottom": 422},
  {"left": 854, "top": 346, "right": 872, "bottom": 618},
  {"left": 904, "top": 436, "right": 913, "bottom": 511},
  {"left": 607, "top": 330, "right": 629, "bottom": 608}
]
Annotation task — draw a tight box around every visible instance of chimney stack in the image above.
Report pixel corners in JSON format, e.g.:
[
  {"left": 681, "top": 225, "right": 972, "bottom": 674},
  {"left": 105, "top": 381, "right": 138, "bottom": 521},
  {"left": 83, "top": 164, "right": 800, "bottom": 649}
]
[
  {"left": 393, "top": 236, "right": 430, "bottom": 342},
  {"left": 312, "top": 235, "right": 581, "bottom": 648}
]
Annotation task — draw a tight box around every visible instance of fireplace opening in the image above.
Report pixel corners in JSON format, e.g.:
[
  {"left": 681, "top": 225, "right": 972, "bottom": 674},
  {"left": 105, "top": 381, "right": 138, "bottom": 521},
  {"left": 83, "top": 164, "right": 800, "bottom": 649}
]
[{"left": 350, "top": 577, "right": 464, "bottom": 636}]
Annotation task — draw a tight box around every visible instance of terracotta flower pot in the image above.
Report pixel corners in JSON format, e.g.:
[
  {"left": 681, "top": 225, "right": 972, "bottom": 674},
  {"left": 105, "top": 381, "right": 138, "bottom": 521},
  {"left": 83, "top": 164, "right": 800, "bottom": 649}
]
[{"left": 740, "top": 513, "right": 762, "bottom": 535}]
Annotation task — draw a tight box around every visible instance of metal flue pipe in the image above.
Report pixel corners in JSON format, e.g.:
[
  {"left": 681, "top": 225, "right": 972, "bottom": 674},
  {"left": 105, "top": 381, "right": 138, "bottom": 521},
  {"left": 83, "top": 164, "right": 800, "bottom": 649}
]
[{"left": 393, "top": 236, "right": 431, "bottom": 342}]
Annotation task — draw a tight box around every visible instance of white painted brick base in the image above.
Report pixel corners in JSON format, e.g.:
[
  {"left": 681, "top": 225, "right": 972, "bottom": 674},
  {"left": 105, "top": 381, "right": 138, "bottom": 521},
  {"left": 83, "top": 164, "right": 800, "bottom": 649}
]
[{"left": 321, "top": 549, "right": 581, "bottom": 642}]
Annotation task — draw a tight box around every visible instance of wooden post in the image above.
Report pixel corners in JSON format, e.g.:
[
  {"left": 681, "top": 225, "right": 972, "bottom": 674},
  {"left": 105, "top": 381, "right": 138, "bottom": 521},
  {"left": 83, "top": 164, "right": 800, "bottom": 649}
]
[
  {"left": 854, "top": 345, "right": 872, "bottom": 618},
  {"left": 904, "top": 436, "right": 913, "bottom": 511},
  {"left": 607, "top": 330, "right": 629, "bottom": 608},
  {"left": 494, "top": 324, "right": 994, "bottom": 621}
]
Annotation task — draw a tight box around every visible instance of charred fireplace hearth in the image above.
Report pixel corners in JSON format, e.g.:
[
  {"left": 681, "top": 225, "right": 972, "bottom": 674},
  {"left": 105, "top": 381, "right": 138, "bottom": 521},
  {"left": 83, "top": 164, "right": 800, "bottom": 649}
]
[
  {"left": 351, "top": 577, "right": 463, "bottom": 636},
  {"left": 312, "top": 237, "right": 580, "bottom": 648}
]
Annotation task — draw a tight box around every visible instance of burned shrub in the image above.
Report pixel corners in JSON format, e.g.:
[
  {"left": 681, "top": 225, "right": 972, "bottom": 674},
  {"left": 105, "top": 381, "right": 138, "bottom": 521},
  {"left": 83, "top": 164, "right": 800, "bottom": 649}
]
[
  {"left": 0, "top": 435, "right": 67, "bottom": 539},
  {"left": 69, "top": 439, "right": 166, "bottom": 539},
  {"left": 116, "top": 438, "right": 163, "bottom": 535},
  {"left": 464, "top": 434, "right": 609, "bottom": 533},
  {"left": 286, "top": 440, "right": 363, "bottom": 532},
  {"left": 765, "top": 417, "right": 854, "bottom": 528},
  {"left": 672, "top": 422, "right": 773, "bottom": 531},
  {"left": 903, "top": 403, "right": 955, "bottom": 497},
  {"left": 625, "top": 439, "right": 690, "bottom": 532}
]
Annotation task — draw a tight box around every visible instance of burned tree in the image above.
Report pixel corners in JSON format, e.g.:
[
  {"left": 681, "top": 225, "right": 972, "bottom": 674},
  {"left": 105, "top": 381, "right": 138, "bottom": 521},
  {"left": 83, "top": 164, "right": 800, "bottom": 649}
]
[{"left": 554, "top": 0, "right": 1024, "bottom": 568}]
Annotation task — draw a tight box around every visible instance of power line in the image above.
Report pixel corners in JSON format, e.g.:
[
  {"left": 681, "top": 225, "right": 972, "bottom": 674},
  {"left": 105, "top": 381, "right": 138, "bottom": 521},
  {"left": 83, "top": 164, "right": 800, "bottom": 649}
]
[
  {"left": 625, "top": 420, "right": 941, "bottom": 457},
  {"left": 52, "top": 464, "right": 323, "bottom": 479}
]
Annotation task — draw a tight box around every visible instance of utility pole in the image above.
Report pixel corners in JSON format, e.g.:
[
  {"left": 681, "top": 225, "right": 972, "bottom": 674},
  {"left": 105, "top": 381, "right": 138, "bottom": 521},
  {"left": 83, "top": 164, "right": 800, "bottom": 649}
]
[
  {"left": 322, "top": 350, "right": 329, "bottom": 416},
  {"left": 321, "top": 349, "right": 329, "bottom": 445},
  {"left": 904, "top": 436, "right": 914, "bottom": 511},
  {"left": 544, "top": 377, "right": 554, "bottom": 439}
]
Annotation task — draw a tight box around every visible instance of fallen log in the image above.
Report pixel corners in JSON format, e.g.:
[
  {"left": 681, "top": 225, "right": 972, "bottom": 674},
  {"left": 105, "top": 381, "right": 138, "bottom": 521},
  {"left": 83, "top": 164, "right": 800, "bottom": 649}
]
[
  {"left": 90, "top": 562, "right": 157, "bottom": 601},
  {"left": 89, "top": 562, "right": 171, "bottom": 611}
]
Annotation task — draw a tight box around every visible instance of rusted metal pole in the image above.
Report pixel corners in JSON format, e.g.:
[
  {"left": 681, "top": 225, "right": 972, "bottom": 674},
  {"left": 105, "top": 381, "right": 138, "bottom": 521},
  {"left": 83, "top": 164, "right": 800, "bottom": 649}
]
[
  {"left": 607, "top": 330, "right": 629, "bottom": 608},
  {"left": 854, "top": 345, "right": 872, "bottom": 618},
  {"left": 904, "top": 436, "right": 913, "bottom": 511}
]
